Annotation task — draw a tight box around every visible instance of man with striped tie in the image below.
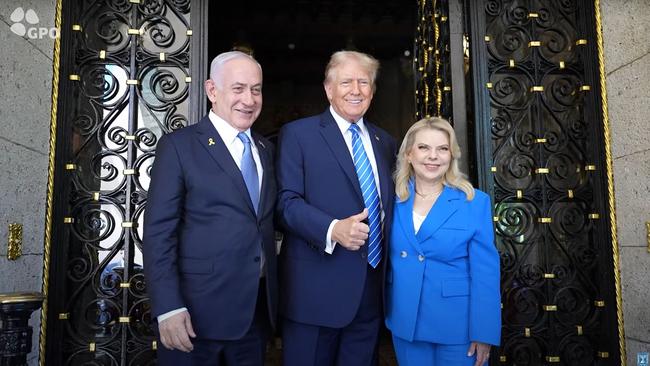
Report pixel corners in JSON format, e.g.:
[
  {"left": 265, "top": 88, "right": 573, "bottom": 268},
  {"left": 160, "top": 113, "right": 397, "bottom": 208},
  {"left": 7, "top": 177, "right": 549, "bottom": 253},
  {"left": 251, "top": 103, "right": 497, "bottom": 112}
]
[{"left": 276, "top": 50, "right": 397, "bottom": 366}]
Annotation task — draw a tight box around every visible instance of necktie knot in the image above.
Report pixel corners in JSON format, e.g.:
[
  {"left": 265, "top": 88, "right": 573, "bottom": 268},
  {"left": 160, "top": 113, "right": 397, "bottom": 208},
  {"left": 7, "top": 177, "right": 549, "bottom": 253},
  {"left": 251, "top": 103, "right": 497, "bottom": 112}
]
[
  {"left": 237, "top": 132, "right": 251, "bottom": 145},
  {"left": 348, "top": 123, "right": 361, "bottom": 135}
]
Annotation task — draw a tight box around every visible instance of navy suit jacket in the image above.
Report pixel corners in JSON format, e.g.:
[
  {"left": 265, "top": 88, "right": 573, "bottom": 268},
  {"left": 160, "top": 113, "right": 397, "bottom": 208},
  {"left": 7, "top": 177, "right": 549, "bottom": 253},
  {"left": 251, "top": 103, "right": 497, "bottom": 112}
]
[
  {"left": 276, "top": 109, "right": 397, "bottom": 328},
  {"left": 385, "top": 185, "right": 501, "bottom": 345},
  {"left": 143, "top": 115, "right": 278, "bottom": 340}
]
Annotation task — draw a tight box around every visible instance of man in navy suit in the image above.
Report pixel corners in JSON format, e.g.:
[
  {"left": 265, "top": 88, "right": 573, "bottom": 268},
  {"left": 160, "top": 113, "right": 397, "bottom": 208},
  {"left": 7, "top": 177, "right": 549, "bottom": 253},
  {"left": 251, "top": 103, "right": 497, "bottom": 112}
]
[
  {"left": 143, "top": 51, "right": 277, "bottom": 366},
  {"left": 276, "top": 50, "right": 397, "bottom": 366}
]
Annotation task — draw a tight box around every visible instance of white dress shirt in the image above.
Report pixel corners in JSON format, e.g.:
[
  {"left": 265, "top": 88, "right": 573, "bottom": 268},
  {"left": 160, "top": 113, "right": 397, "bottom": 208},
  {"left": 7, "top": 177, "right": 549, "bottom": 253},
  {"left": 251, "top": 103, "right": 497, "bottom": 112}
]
[
  {"left": 158, "top": 111, "right": 264, "bottom": 323},
  {"left": 325, "top": 106, "right": 384, "bottom": 254}
]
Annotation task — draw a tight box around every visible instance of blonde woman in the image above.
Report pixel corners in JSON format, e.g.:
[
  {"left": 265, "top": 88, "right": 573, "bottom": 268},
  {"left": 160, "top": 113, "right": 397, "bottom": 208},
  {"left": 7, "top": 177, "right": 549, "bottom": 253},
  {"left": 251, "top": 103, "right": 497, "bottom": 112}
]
[{"left": 385, "top": 117, "right": 501, "bottom": 366}]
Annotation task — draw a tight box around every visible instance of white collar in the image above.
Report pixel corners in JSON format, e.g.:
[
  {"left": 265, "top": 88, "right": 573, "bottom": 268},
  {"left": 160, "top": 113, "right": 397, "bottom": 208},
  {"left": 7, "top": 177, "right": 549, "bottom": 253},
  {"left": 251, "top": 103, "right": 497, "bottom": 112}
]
[
  {"left": 329, "top": 106, "right": 367, "bottom": 137},
  {"left": 208, "top": 110, "right": 253, "bottom": 145}
]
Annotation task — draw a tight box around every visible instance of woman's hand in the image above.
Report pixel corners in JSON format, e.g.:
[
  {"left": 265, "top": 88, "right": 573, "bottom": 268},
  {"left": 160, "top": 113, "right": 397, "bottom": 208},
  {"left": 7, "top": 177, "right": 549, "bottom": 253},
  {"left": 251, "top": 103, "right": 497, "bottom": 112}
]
[{"left": 467, "top": 341, "right": 491, "bottom": 366}]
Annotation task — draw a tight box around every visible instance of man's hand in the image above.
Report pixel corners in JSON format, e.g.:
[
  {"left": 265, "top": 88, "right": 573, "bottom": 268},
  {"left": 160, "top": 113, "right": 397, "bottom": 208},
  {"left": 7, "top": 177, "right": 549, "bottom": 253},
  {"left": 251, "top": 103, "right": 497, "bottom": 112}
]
[
  {"left": 332, "top": 209, "right": 369, "bottom": 250},
  {"left": 467, "top": 341, "right": 491, "bottom": 366},
  {"left": 158, "top": 310, "right": 196, "bottom": 352}
]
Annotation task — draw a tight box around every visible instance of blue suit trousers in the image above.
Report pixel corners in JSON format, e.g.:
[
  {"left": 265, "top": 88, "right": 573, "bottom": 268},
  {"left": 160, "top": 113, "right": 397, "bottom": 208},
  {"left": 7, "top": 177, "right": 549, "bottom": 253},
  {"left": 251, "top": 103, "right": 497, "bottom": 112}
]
[{"left": 392, "top": 335, "right": 477, "bottom": 366}]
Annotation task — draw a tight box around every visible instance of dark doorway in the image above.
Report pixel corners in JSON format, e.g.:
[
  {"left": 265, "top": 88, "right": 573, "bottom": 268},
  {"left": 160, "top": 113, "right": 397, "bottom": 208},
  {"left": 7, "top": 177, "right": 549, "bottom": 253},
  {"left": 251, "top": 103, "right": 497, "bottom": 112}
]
[{"left": 209, "top": 0, "right": 416, "bottom": 142}]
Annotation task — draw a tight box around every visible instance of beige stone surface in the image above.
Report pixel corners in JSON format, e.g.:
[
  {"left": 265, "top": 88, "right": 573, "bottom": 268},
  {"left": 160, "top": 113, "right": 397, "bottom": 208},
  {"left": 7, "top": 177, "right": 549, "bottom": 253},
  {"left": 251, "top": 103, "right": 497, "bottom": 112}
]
[
  {"left": 0, "top": 137, "right": 48, "bottom": 256},
  {"left": 601, "top": 0, "right": 650, "bottom": 74},
  {"left": 612, "top": 149, "right": 650, "bottom": 248},
  {"left": 0, "top": 250, "right": 43, "bottom": 293},
  {"left": 626, "top": 338, "right": 650, "bottom": 366},
  {"left": 605, "top": 51, "right": 650, "bottom": 159},
  {"left": 0, "top": 0, "right": 56, "bottom": 59},
  {"left": 0, "top": 22, "right": 53, "bottom": 153},
  {"left": 603, "top": 0, "right": 650, "bottom": 360},
  {"left": 0, "top": 16, "right": 52, "bottom": 364},
  {"left": 620, "top": 247, "right": 650, "bottom": 342},
  {"left": 27, "top": 312, "right": 41, "bottom": 366},
  {"left": 0, "top": 11, "right": 53, "bottom": 299}
]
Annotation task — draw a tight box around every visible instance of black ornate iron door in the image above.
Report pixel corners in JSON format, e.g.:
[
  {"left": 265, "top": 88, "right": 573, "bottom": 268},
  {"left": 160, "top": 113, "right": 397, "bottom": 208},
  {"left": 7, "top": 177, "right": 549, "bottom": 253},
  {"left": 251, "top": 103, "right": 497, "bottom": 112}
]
[
  {"left": 42, "top": 0, "right": 205, "bottom": 364},
  {"left": 414, "top": 0, "right": 626, "bottom": 364},
  {"left": 468, "top": 0, "right": 624, "bottom": 365}
]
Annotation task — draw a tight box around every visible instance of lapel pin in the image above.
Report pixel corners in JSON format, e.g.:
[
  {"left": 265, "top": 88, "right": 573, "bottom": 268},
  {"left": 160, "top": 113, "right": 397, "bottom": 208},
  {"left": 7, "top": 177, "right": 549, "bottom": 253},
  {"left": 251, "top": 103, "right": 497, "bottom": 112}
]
[
  {"left": 258, "top": 140, "right": 265, "bottom": 149},
  {"left": 375, "top": 135, "right": 380, "bottom": 141},
  {"left": 208, "top": 138, "right": 215, "bottom": 146}
]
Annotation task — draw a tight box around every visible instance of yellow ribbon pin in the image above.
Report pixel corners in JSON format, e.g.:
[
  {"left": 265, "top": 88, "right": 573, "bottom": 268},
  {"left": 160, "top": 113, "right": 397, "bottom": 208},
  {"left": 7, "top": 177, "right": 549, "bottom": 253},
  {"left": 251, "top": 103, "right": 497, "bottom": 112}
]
[{"left": 208, "top": 138, "right": 215, "bottom": 146}]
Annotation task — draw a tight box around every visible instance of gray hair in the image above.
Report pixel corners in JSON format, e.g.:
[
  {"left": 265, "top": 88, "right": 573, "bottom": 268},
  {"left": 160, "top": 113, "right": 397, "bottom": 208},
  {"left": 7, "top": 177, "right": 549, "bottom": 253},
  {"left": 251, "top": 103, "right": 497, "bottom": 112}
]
[
  {"left": 209, "top": 51, "right": 262, "bottom": 88},
  {"left": 324, "top": 51, "right": 380, "bottom": 88}
]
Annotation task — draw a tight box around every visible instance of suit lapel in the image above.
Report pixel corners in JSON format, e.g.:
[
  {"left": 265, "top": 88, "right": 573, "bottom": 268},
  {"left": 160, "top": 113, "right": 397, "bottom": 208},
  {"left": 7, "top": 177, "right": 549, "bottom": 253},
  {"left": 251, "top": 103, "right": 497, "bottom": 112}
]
[
  {"left": 415, "top": 186, "right": 461, "bottom": 243},
  {"left": 318, "top": 111, "right": 364, "bottom": 200},
  {"left": 253, "top": 132, "right": 271, "bottom": 222},
  {"left": 396, "top": 192, "right": 423, "bottom": 253},
  {"left": 194, "top": 117, "right": 256, "bottom": 216}
]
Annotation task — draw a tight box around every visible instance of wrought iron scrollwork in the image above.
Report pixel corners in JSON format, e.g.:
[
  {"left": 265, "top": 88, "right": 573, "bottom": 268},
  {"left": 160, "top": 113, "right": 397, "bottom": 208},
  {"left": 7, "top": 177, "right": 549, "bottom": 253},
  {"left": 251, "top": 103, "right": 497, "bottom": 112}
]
[
  {"left": 48, "top": 0, "right": 192, "bottom": 364},
  {"left": 414, "top": 0, "right": 453, "bottom": 120},
  {"left": 482, "top": 0, "right": 619, "bottom": 363}
]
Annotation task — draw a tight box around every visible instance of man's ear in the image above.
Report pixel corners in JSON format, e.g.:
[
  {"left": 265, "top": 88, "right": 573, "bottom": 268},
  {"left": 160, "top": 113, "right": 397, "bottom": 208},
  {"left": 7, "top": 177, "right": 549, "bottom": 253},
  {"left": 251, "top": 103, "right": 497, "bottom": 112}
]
[
  {"left": 205, "top": 79, "right": 217, "bottom": 103},
  {"left": 323, "top": 82, "right": 333, "bottom": 101}
]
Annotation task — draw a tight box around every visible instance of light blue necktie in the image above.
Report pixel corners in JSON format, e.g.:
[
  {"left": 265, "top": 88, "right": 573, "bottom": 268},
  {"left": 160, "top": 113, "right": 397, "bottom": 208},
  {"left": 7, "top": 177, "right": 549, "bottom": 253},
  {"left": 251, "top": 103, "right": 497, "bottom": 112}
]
[
  {"left": 237, "top": 132, "right": 259, "bottom": 214},
  {"left": 349, "top": 123, "right": 382, "bottom": 268}
]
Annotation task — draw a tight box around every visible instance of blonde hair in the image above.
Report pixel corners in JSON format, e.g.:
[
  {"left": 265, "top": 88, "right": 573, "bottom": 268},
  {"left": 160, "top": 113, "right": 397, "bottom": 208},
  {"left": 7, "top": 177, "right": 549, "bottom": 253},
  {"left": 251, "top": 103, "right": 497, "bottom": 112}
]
[
  {"left": 394, "top": 117, "right": 475, "bottom": 201},
  {"left": 324, "top": 51, "right": 380, "bottom": 90}
]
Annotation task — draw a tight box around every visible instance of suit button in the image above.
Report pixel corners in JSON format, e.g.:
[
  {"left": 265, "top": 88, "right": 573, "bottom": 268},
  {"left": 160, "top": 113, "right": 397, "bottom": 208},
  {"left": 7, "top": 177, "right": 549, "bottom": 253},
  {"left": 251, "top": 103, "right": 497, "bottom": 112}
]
[
  {"left": 361, "top": 252, "right": 367, "bottom": 259},
  {"left": 418, "top": 254, "right": 425, "bottom": 262},
  {"left": 254, "top": 256, "right": 260, "bottom": 262},
  {"left": 400, "top": 251, "right": 407, "bottom": 258}
]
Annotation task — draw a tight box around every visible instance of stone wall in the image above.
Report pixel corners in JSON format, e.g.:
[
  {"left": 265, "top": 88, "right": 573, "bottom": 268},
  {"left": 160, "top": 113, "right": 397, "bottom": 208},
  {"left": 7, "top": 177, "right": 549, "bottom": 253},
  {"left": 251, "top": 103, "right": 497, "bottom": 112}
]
[
  {"left": 0, "top": 1, "right": 56, "bottom": 365},
  {"left": 601, "top": 0, "right": 650, "bottom": 364}
]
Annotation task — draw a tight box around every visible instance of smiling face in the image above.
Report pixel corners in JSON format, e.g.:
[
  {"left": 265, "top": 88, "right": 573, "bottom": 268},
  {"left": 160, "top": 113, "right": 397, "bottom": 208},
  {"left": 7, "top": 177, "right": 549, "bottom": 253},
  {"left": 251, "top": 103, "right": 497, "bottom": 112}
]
[
  {"left": 407, "top": 128, "right": 452, "bottom": 186},
  {"left": 324, "top": 58, "right": 374, "bottom": 123},
  {"left": 205, "top": 57, "right": 262, "bottom": 131}
]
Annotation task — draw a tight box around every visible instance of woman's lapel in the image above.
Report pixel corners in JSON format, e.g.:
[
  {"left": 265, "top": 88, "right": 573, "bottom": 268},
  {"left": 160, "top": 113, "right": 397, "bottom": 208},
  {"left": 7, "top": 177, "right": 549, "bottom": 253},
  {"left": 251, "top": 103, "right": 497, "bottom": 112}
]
[
  {"left": 395, "top": 188, "right": 423, "bottom": 253},
  {"left": 415, "top": 186, "right": 462, "bottom": 243}
]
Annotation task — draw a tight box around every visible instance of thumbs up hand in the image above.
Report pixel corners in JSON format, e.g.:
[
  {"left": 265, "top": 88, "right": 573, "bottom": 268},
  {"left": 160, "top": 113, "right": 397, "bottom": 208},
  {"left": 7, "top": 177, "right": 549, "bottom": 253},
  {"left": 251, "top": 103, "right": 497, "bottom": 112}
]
[{"left": 332, "top": 209, "right": 370, "bottom": 251}]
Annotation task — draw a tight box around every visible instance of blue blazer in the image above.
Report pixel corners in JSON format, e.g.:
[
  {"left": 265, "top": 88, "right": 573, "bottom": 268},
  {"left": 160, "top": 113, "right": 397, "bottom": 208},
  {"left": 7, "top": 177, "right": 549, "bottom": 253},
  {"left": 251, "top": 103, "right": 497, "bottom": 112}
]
[
  {"left": 276, "top": 109, "right": 397, "bottom": 328},
  {"left": 385, "top": 185, "right": 501, "bottom": 345},
  {"left": 143, "top": 116, "right": 278, "bottom": 340}
]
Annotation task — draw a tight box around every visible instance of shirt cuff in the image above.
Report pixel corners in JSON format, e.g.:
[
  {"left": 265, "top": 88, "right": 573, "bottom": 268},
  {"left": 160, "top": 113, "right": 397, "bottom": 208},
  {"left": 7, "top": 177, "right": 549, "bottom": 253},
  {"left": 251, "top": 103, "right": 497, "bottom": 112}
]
[
  {"left": 325, "top": 219, "right": 339, "bottom": 254},
  {"left": 157, "top": 307, "right": 188, "bottom": 323}
]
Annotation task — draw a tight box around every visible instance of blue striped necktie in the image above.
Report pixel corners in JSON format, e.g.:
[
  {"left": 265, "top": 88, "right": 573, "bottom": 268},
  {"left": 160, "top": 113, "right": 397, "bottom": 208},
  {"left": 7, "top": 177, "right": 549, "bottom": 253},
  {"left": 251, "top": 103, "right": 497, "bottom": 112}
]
[
  {"left": 349, "top": 123, "right": 382, "bottom": 268},
  {"left": 237, "top": 132, "right": 259, "bottom": 214}
]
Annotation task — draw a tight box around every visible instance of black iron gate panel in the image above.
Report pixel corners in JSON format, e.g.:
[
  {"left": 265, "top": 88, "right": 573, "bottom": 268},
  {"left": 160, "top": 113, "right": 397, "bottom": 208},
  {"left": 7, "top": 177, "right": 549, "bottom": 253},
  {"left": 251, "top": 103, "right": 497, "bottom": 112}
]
[
  {"left": 42, "top": 0, "right": 196, "bottom": 364},
  {"left": 468, "top": 0, "right": 624, "bottom": 365},
  {"left": 415, "top": 0, "right": 454, "bottom": 121}
]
